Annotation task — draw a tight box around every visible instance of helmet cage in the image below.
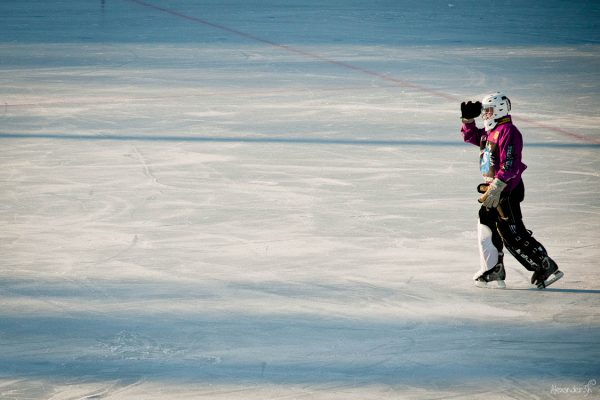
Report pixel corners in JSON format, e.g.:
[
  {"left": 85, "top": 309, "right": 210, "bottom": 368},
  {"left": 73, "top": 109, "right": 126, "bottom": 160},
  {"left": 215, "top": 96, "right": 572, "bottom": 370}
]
[{"left": 481, "top": 92, "right": 511, "bottom": 131}]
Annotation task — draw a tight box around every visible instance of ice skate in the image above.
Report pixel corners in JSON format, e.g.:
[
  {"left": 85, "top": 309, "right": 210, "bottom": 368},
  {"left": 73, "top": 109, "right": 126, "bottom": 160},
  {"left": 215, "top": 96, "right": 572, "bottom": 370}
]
[
  {"left": 531, "top": 256, "right": 563, "bottom": 289},
  {"left": 474, "top": 263, "right": 506, "bottom": 289}
]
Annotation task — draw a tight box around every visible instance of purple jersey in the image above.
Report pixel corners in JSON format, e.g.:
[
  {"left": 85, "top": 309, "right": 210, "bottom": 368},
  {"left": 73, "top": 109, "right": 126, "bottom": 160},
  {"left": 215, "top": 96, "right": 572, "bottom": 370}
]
[{"left": 461, "top": 116, "right": 527, "bottom": 192}]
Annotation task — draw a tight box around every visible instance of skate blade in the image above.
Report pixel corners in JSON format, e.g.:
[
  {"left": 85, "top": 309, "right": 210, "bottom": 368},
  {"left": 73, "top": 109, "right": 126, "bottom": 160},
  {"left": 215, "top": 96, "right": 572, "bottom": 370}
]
[
  {"left": 537, "top": 270, "right": 564, "bottom": 289},
  {"left": 475, "top": 280, "right": 506, "bottom": 289}
]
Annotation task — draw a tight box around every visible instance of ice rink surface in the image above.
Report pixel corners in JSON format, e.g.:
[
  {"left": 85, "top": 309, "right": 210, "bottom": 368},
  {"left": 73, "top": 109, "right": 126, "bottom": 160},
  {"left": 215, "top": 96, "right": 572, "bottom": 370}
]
[{"left": 1, "top": 1, "right": 600, "bottom": 399}]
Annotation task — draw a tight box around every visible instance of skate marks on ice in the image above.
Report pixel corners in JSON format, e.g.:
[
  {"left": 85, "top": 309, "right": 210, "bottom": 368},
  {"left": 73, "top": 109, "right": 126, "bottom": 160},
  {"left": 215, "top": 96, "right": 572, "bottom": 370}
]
[
  {"left": 0, "top": 378, "right": 146, "bottom": 400},
  {"left": 1, "top": 139, "right": 599, "bottom": 398},
  {"left": 1, "top": 1, "right": 600, "bottom": 399},
  {"left": 123, "top": 0, "right": 600, "bottom": 145},
  {"left": 2, "top": 132, "right": 599, "bottom": 149},
  {"left": 1, "top": 137, "right": 598, "bottom": 399},
  {"left": 1, "top": 276, "right": 600, "bottom": 399}
]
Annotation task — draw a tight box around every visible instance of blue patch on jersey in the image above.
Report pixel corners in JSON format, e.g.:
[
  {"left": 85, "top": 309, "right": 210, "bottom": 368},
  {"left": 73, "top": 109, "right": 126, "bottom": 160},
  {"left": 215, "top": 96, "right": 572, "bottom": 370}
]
[{"left": 480, "top": 146, "right": 492, "bottom": 175}]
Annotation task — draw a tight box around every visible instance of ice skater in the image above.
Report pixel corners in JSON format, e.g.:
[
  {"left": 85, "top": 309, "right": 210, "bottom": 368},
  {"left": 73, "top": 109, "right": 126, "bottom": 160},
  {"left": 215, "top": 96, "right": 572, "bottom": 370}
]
[{"left": 460, "top": 92, "right": 563, "bottom": 289}]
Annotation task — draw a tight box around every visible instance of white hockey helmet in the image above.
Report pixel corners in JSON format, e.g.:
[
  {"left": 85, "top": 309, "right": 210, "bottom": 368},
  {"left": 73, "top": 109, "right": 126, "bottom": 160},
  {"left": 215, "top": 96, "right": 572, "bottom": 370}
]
[{"left": 481, "top": 92, "right": 511, "bottom": 131}]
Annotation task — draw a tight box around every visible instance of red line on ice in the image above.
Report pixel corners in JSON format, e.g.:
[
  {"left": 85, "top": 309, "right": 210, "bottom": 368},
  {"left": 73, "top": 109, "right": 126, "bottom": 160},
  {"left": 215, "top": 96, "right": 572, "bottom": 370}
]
[{"left": 128, "top": 0, "right": 599, "bottom": 145}]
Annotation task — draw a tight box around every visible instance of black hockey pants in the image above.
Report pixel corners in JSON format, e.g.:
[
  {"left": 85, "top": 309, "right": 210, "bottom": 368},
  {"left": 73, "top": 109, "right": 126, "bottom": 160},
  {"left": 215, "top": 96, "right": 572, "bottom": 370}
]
[{"left": 479, "top": 180, "right": 548, "bottom": 272}]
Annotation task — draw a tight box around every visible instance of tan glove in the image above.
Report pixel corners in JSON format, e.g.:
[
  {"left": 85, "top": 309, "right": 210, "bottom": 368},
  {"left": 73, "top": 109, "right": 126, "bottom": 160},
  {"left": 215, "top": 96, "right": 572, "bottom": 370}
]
[{"left": 478, "top": 178, "right": 507, "bottom": 209}]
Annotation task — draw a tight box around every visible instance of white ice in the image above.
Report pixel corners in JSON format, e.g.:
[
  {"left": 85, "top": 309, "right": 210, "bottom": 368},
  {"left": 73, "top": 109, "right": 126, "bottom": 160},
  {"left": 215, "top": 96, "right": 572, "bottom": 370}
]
[{"left": 1, "top": 1, "right": 600, "bottom": 399}]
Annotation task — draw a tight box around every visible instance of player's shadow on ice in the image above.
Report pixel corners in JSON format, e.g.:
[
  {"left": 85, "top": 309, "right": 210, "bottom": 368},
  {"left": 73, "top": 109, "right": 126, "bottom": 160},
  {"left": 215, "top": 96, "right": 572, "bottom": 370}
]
[
  {"left": 541, "top": 288, "right": 600, "bottom": 294},
  {"left": 506, "top": 288, "right": 600, "bottom": 294}
]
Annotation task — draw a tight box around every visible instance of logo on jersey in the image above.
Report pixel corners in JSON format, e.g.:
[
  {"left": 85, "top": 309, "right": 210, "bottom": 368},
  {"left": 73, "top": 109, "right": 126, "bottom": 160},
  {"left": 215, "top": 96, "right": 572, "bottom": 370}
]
[{"left": 480, "top": 141, "right": 497, "bottom": 178}]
